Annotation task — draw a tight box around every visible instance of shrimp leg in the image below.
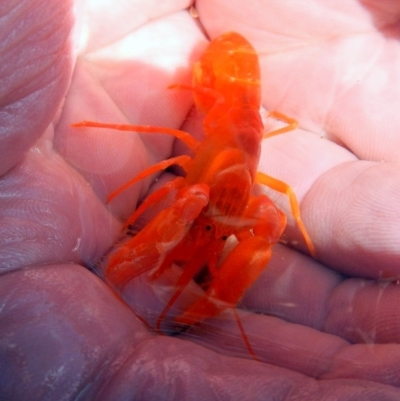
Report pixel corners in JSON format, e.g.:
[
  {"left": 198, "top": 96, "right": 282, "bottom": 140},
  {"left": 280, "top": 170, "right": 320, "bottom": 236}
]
[
  {"left": 71, "top": 121, "right": 199, "bottom": 152},
  {"left": 264, "top": 111, "right": 298, "bottom": 138},
  {"left": 72, "top": 122, "right": 200, "bottom": 221},
  {"left": 255, "top": 172, "right": 316, "bottom": 257}
]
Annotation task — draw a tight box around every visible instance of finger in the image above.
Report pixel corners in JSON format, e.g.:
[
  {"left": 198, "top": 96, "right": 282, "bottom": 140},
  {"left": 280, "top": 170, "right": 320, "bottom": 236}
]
[
  {"left": 0, "top": 0, "right": 73, "bottom": 175},
  {"left": 325, "top": 277, "right": 400, "bottom": 344},
  {"left": 4, "top": 265, "right": 395, "bottom": 401},
  {"left": 183, "top": 307, "right": 400, "bottom": 389},
  {"left": 0, "top": 143, "right": 119, "bottom": 274},
  {"left": 74, "top": 0, "right": 193, "bottom": 54},
  {"left": 176, "top": 247, "right": 400, "bottom": 387},
  {"left": 257, "top": 1, "right": 400, "bottom": 163},
  {"left": 241, "top": 245, "right": 342, "bottom": 330},
  {"left": 243, "top": 245, "right": 397, "bottom": 338},
  {"left": 306, "top": 160, "right": 400, "bottom": 278},
  {"left": 0, "top": 264, "right": 152, "bottom": 401},
  {"left": 100, "top": 335, "right": 400, "bottom": 401}
]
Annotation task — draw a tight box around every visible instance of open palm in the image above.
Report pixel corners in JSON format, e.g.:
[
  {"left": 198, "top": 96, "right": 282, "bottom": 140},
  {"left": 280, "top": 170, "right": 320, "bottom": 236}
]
[{"left": 1, "top": 0, "right": 400, "bottom": 400}]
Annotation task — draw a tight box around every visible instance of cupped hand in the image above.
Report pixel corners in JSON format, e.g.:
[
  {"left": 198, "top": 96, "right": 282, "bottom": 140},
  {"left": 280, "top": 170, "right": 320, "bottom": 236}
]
[{"left": 1, "top": 0, "right": 400, "bottom": 400}]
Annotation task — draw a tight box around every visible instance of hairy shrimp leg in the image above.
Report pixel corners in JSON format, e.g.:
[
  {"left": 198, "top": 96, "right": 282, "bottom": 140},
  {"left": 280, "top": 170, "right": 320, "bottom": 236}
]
[
  {"left": 255, "top": 171, "right": 316, "bottom": 257},
  {"left": 106, "top": 184, "right": 210, "bottom": 289}
]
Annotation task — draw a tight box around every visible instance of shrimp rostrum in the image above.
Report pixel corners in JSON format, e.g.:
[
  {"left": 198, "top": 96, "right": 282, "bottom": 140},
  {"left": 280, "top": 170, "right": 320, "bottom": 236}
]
[{"left": 72, "top": 32, "right": 315, "bottom": 356}]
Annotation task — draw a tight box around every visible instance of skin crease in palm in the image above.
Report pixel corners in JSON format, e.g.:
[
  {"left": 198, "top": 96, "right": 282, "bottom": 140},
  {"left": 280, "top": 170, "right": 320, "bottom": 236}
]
[{"left": 1, "top": 0, "right": 400, "bottom": 400}]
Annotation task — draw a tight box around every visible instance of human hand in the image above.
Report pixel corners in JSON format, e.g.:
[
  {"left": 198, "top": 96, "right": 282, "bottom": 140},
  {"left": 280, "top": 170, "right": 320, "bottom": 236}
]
[{"left": 1, "top": 0, "right": 400, "bottom": 400}]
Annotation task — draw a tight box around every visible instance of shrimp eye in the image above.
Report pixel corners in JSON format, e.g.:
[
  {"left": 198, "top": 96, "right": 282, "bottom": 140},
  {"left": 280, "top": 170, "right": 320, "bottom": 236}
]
[
  {"left": 205, "top": 225, "right": 212, "bottom": 231},
  {"left": 222, "top": 235, "right": 228, "bottom": 241}
]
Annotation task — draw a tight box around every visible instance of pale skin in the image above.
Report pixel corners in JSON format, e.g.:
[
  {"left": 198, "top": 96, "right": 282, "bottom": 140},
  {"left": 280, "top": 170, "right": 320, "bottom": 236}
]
[{"left": 1, "top": 0, "right": 400, "bottom": 399}]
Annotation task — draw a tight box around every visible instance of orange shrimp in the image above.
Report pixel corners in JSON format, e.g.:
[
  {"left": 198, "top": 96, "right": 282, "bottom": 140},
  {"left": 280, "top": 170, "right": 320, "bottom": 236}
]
[{"left": 72, "top": 32, "right": 315, "bottom": 360}]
